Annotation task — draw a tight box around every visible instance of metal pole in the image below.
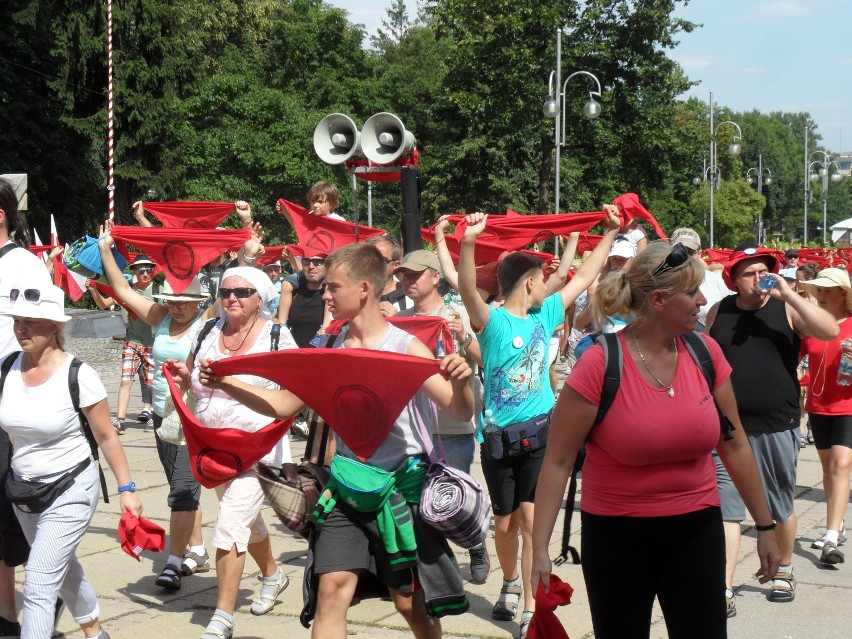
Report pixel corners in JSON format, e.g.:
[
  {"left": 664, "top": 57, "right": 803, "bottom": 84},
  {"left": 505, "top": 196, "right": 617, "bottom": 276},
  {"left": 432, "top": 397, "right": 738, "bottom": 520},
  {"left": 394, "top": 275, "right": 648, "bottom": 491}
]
[
  {"left": 367, "top": 180, "right": 372, "bottom": 228},
  {"left": 757, "top": 154, "right": 763, "bottom": 244},
  {"left": 553, "top": 28, "right": 562, "bottom": 257},
  {"left": 804, "top": 126, "right": 809, "bottom": 244},
  {"left": 709, "top": 91, "right": 714, "bottom": 248},
  {"left": 823, "top": 148, "right": 829, "bottom": 245}
]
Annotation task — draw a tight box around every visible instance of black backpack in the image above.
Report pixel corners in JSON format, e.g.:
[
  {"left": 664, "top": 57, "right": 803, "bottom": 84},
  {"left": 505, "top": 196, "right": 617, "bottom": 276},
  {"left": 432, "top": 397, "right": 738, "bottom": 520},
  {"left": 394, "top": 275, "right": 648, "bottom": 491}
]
[
  {"left": 553, "top": 331, "right": 729, "bottom": 565},
  {"left": 0, "top": 352, "right": 110, "bottom": 504}
]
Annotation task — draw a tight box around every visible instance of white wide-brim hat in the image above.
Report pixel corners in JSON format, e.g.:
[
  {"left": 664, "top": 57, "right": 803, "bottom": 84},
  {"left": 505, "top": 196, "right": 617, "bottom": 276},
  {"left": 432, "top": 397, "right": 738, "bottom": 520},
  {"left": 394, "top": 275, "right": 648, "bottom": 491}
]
[
  {"left": 153, "top": 276, "right": 206, "bottom": 302},
  {"left": 1, "top": 283, "right": 71, "bottom": 323}
]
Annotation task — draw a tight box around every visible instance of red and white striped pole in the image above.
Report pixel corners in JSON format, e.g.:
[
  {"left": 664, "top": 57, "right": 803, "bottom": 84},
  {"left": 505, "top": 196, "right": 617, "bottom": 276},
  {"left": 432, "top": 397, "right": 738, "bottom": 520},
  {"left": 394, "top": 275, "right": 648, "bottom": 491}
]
[{"left": 106, "top": 0, "right": 115, "bottom": 220}]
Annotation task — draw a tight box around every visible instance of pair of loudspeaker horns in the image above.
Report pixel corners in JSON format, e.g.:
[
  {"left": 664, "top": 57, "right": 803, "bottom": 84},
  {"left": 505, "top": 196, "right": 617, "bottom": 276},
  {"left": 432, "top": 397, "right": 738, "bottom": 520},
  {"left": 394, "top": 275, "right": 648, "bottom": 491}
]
[{"left": 313, "top": 113, "right": 416, "bottom": 166}]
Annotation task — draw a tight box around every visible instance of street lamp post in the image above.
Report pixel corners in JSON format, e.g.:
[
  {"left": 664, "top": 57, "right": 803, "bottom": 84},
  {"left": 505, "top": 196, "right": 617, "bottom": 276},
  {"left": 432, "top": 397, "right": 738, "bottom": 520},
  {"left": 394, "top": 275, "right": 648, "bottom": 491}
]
[
  {"left": 745, "top": 154, "right": 772, "bottom": 244},
  {"left": 705, "top": 92, "right": 743, "bottom": 248},
  {"left": 803, "top": 125, "right": 813, "bottom": 244},
  {"left": 809, "top": 148, "right": 846, "bottom": 245},
  {"left": 543, "top": 28, "right": 603, "bottom": 255}
]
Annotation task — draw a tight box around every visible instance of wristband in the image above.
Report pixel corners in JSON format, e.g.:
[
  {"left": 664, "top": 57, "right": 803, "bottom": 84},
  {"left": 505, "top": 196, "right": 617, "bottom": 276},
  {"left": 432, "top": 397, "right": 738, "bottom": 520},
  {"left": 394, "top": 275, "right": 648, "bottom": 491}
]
[
  {"left": 755, "top": 522, "right": 776, "bottom": 532},
  {"left": 118, "top": 481, "right": 137, "bottom": 494}
]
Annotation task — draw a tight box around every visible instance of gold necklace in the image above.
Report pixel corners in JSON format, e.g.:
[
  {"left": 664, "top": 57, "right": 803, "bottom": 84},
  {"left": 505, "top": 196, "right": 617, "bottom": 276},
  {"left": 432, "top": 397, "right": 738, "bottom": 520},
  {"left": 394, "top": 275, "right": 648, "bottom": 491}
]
[
  {"left": 631, "top": 329, "right": 678, "bottom": 398},
  {"left": 222, "top": 314, "right": 258, "bottom": 354}
]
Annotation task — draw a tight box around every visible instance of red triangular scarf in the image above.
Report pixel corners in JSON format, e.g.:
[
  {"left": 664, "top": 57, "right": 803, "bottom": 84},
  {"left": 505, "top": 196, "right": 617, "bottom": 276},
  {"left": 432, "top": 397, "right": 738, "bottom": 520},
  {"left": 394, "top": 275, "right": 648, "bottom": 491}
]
[
  {"left": 109, "top": 226, "right": 250, "bottom": 294},
  {"left": 209, "top": 349, "right": 442, "bottom": 461},
  {"left": 277, "top": 198, "right": 385, "bottom": 254},
  {"left": 257, "top": 245, "right": 285, "bottom": 266},
  {"left": 526, "top": 574, "right": 574, "bottom": 639},
  {"left": 164, "top": 370, "right": 293, "bottom": 488},
  {"left": 611, "top": 193, "right": 667, "bottom": 241},
  {"left": 387, "top": 316, "right": 455, "bottom": 354},
  {"left": 142, "top": 201, "right": 234, "bottom": 229}
]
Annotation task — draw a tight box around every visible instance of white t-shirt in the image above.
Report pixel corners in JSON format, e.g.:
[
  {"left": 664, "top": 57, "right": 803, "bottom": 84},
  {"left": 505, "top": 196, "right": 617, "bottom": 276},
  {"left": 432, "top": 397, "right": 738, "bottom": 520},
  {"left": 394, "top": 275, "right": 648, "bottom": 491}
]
[
  {"left": 190, "top": 319, "right": 297, "bottom": 465},
  {"left": 0, "top": 242, "right": 53, "bottom": 358},
  {"left": 699, "top": 269, "right": 734, "bottom": 330},
  {"left": 0, "top": 353, "right": 107, "bottom": 477}
]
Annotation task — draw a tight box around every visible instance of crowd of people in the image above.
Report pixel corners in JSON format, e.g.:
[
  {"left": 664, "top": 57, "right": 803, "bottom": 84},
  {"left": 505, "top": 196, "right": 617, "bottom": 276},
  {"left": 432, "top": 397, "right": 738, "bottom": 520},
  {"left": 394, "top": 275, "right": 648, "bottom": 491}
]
[{"left": 0, "top": 174, "right": 851, "bottom": 639}]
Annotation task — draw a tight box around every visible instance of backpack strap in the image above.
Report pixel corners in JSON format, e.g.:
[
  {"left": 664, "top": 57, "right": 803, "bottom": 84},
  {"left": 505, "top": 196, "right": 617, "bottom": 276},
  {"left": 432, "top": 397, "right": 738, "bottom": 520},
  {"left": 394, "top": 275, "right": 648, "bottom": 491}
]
[
  {"left": 680, "top": 331, "right": 735, "bottom": 441},
  {"left": 595, "top": 332, "right": 623, "bottom": 424},
  {"left": 0, "top": 351, "right": 18, "bottom": 395},
  {"left": 192, "top": 317, "right": 220, "bottom": 360},
  {"left": 0, "top": 243, "right": 22, "bottom": 261},
  {"left": 69, "top": 358, "right": 110, "bottom": 504}
]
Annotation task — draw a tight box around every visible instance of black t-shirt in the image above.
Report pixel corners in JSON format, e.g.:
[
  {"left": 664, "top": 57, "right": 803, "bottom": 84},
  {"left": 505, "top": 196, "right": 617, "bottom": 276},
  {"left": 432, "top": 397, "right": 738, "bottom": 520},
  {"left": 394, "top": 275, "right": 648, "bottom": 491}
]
[
  {"left": 289, "top": 278, "right": 325, "bottom": 347},
  {"left": 709, "top": 295, "right": 801, "bottom": 434}
]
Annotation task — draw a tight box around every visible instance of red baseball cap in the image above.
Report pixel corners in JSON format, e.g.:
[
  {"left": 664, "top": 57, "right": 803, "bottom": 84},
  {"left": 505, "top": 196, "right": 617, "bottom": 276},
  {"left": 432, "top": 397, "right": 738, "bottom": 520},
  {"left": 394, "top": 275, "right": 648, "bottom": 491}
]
[
  {"left": 118, "top": 512, "right": 166, "bottom": 561},
  {"left": 722, "top": 247, "right": 779, "bottom": 291}
]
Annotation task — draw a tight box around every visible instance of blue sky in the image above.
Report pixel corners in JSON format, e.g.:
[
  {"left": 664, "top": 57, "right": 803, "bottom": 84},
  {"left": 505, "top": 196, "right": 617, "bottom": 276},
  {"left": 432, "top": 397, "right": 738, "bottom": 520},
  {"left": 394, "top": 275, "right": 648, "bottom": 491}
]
[{"left": 332, "top": 0, "right": 852, "bottom": 153}]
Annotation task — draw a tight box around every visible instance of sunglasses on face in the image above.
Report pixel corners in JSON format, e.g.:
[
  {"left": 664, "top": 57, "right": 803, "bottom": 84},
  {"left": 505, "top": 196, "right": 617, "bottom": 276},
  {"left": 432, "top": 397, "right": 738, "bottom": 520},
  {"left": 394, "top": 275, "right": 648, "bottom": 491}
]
[
  {"left": 302, "top": 258, "right": 325, "bottom": 267},
  {"left": 651, "top": 243, "right": 691, "bottom": 278},
  {"left": 164, "top": 299, "right": 190, "bottom": 307},
  {"left": 134, "top": 268, "right": 154, "bottom": 275},
  {"left": 9, "top": 288, "right": 42, "bottom": 303},
  {"left": 218, "top": 287, "right": 257, "bottom": 299}
]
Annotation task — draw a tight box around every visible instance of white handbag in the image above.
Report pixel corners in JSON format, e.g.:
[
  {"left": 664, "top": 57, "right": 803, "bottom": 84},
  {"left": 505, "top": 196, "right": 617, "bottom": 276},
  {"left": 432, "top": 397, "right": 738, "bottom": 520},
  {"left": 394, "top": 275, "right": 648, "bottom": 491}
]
[{"left": 157, "top": 389, "right": 196, "bottom": 446}]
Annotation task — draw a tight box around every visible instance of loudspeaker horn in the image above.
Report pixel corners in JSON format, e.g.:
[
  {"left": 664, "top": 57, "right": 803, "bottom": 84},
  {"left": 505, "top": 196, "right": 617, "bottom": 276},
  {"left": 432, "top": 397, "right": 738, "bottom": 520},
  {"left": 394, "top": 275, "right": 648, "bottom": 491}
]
[
  {"left": 361, "top": 112, "right": 416, "bottom": 165},
  {"left": 313, "top": 113, "right": 360, "bottom": 164}
]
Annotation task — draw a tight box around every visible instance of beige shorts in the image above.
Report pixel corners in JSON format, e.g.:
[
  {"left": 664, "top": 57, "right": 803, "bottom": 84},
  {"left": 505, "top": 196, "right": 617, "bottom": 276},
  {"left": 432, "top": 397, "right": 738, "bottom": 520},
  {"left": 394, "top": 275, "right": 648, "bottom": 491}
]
[{"left": 210, "top": 470, "right": 268, "bottom": 553}]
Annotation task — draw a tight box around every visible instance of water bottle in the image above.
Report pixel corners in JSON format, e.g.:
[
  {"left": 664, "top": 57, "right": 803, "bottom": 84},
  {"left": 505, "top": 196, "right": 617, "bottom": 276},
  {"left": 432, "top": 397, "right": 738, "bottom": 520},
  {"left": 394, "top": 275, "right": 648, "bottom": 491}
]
[
  {"left": 437, "top": 294, "right": 459, "bottom": 353},
  {"left": 838, "top": 339, "right": 852, "bottom": 386},
  {"left": 756, "top": 274, "right": 778, "bottom": 295},
  {"left": 482, "top": 409, "right": 504, "bottom": 460}
]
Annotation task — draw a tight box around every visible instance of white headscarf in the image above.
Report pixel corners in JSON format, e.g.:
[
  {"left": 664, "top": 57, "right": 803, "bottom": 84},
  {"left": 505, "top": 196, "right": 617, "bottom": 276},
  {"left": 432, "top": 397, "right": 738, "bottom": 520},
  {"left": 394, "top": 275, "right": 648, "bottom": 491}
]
[{"left": 220, "top": 266, "right": 277, "bottom": 320}]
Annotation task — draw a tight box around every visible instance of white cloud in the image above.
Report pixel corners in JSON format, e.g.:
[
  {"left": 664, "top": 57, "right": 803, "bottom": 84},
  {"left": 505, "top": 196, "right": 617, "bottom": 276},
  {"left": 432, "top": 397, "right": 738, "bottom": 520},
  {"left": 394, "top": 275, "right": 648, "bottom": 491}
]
[
  {"left": 678, "top": 59, "right": 712, "bottom": 70},
  {"left": 752, "top": 2, "right": 812, "bottom": 19},
  {"left": 742, "top": 67, "right": 767, "bottom": 75}
]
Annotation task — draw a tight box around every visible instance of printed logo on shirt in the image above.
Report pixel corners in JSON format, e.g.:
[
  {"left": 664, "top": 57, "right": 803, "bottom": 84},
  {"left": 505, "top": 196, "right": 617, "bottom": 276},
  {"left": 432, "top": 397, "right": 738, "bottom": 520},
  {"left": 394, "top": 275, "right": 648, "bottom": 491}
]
[{"left": 489, "top": 322, "right": 548, "bottom": 411}]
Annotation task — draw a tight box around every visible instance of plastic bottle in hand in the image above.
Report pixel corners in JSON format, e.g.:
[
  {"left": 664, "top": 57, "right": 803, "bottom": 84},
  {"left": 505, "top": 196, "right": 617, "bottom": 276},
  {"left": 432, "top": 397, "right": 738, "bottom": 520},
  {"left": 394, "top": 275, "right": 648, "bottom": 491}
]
[
  {"left": 838, "top": 339, "right": 852, "bottom": 386},
  {"left": 438, "top": 294, "right": 459, "bottom": 352}
]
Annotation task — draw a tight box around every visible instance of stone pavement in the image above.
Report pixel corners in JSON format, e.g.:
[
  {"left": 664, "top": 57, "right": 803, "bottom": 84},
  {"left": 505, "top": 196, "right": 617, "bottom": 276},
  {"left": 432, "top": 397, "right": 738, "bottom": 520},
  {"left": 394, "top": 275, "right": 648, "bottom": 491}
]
[{"left": 14, "top": 330, "right": 852, "bottom": 638}]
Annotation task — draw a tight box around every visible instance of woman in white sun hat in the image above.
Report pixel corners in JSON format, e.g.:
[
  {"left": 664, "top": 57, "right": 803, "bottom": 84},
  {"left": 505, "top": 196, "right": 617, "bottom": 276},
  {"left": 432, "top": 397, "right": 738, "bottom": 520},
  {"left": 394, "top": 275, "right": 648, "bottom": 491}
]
[
  {"left": 98, "top": 233, "right": 218, "bottom": 591},
  {"left": 0, "top": 281, "right": 142, "bottom": 639},
  {"left": 799, "top": 267, "right": 852, "bottom": 565}
]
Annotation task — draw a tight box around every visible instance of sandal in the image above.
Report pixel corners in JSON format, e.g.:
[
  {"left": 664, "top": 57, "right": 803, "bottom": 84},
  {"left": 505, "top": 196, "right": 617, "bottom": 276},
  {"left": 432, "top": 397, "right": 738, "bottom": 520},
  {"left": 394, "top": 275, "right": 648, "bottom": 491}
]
[
  {"left": 767, "top": 569, "right": 796, "bottom": 603},
  {"left": 181, "top": 550, "right": 211, "bottom": 576},
  {"left": 200, "top": 612, "right": 233, "bottom": 639},
  {"left": 492, "top": 580, "right": 522, "bottom": 621},
  {"left": 155, "top": 565, "right": 182, "bottom": 591},
  {"left": 519, "top": 611, "right": 534, "bottom": 639},
  {"left": 250, "top": 569, "right": 290, "bottom": 616}
]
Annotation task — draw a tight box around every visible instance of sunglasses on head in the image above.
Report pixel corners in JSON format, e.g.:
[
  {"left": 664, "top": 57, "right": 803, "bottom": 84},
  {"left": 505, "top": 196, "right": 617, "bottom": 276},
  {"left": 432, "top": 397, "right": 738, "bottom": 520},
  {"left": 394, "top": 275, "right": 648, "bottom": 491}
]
[
  {"left": 650, "top": 243, "right": 691, "bottom": 278},
  {"left": 134, "top": 267, "right": 154, "bottom": 275},
  {"left": 9, "top": 288, "right": 42, "bottom": 303},
  {"left": 218, "top": 287, "right": 257, "bottom": 299},
  {"left": 302, "top": 257, "right": 325, "bottom": 267}
]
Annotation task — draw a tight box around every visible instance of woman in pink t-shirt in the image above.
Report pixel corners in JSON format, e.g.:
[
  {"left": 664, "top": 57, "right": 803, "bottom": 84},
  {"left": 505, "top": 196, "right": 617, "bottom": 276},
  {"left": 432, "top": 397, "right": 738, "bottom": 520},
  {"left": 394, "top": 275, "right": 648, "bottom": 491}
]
[
  {"left": 799, "top": 268, "right": 852, "bottom": 564},
  {"left": 531, "top": 241, "right": 780, "bottom": 639}
]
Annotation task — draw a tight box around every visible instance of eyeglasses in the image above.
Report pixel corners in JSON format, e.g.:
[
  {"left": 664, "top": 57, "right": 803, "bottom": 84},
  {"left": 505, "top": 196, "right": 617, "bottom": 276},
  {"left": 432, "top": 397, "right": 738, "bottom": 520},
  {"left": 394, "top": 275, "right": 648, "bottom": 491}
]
[
  {"left": 9, "top": 289, "right": 42, "bottom": 303},
  {"left": 134, "top": 268, "right": 154, "bottom": 275},
  {"left": 382, "top": 257, "right": 396, "bottom": 264},
  {"left": 218, "top": 287, "right": 257, "bottom": 299},
  {"left": 163, "top": 299, "right": 190, "bottom": 307},
  {"left": 302, "top": 258, "right": 325, "bottom": 267},
  {"left": 650, "top": 243, "right": 691, "bottom": 278}
]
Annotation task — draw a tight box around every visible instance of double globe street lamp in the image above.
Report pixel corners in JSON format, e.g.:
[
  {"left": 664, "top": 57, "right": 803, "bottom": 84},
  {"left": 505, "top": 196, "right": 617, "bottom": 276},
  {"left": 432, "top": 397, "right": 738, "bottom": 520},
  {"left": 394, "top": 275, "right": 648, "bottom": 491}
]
[
  {"left": 809, "top": 148, "right": 845, "bottom": 245},
  {"left": 745, "top": 154, "right": 772, "bottom": 244}
]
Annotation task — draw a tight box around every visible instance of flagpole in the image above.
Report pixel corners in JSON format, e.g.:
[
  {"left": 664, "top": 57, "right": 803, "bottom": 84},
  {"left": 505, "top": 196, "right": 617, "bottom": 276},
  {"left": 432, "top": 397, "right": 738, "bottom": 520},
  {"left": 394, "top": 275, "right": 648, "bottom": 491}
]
[{"left": 107, "top": 0, "right": 115, "bottom": 220}]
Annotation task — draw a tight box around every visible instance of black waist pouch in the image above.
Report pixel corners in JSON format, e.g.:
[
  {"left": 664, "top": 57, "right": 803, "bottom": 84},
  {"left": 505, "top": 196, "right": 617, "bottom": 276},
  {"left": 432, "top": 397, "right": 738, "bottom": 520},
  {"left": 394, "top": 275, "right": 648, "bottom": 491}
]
[
  {"left": 503, "top": 413, "right": 550, "bottom": 457},
  {"left": 5, "top": 459, "right": 90, "bottom": 514}
]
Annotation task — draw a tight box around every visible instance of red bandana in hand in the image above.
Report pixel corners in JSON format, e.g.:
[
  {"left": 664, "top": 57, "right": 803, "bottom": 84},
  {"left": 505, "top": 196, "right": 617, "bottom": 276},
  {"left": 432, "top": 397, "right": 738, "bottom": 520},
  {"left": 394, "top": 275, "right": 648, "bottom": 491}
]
[
  {"left": 210, "top": 349, "right": 443, "bottom": 461},
  {"left": 611, "top": 193, "right": 667, "bottom": 241},
  {"left": 277, "top": 198, "right": 385, "bottom": 254},
  {"left": 164, "top": 370, "right": 293, "bottom": 488},
  {"left": 526, "top": 574, "right": 575, "bottom": 639},
  {"left": 118, "top": 512, "right": 166, "bottom": 561},
  {"left": 387, "top": 316, "right": 455, "bottom": 355},
  {"left": 110, "top": 226, "right": 250, "bottom": 294},
  {"left": 256, "top": 245, "right": 285, "bottom": 266},
  {"left": 143, "top": 201, "right": 234, "bottom": 229}
]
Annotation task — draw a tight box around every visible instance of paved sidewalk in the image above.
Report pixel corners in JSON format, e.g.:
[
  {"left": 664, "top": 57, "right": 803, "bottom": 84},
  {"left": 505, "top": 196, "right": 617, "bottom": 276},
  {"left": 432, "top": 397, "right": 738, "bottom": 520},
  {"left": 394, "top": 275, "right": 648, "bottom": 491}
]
[{"left": 15, "top": 334, "right": 852, "bottom": 638}]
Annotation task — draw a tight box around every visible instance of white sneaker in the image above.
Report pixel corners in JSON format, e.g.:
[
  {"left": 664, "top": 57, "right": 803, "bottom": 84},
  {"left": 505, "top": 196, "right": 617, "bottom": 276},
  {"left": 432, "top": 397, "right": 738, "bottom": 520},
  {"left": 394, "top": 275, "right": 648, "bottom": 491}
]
[
  {"left": 812, "top": 523, "right": 847, "bottom": 549},
  {"left": 291, "top": 418, "right": 309, "bottom": 438}
]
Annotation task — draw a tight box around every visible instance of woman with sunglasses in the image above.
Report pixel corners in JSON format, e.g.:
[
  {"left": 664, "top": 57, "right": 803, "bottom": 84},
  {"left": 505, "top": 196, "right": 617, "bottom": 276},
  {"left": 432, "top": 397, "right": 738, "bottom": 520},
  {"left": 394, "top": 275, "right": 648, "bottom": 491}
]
[
  {"left": 98, "top": 230, "right": 218, "bottom": 594},
  {"left": 167, "top": 267, "right": 297, "bottom": 639},
  {"left": 0, "top": 280, "right": 142, "bottom": 639},
  {"left": 532, "top": 241, "right": 780, "bottom": 639}
]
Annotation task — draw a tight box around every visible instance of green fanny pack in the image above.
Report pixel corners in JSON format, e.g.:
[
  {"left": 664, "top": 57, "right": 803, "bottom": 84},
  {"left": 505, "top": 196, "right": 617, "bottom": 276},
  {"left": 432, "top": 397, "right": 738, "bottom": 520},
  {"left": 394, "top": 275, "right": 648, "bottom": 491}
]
[{"left": 329, "top": 455, "right": 422, "bottom": 513}]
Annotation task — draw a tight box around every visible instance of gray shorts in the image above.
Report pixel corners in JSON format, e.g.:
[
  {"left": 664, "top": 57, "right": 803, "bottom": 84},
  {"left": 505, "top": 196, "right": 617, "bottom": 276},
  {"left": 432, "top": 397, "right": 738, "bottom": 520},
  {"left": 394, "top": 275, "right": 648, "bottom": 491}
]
[
  {"left": 715, "top": 427, "right": 800, "bottom": 524},
  {"left": 153, "top": 414, "right": 201, "bottom": 511}
]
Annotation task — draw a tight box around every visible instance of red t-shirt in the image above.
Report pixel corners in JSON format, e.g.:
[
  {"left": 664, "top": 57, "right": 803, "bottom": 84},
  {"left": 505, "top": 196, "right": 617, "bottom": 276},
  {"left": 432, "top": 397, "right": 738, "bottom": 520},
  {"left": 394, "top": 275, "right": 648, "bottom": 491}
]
[
  {"left": 567, "top": 332, "right": 732, "bottom": 517},
  {"left": 802, "top": 317, "right": 852, "bottom": 415}
]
